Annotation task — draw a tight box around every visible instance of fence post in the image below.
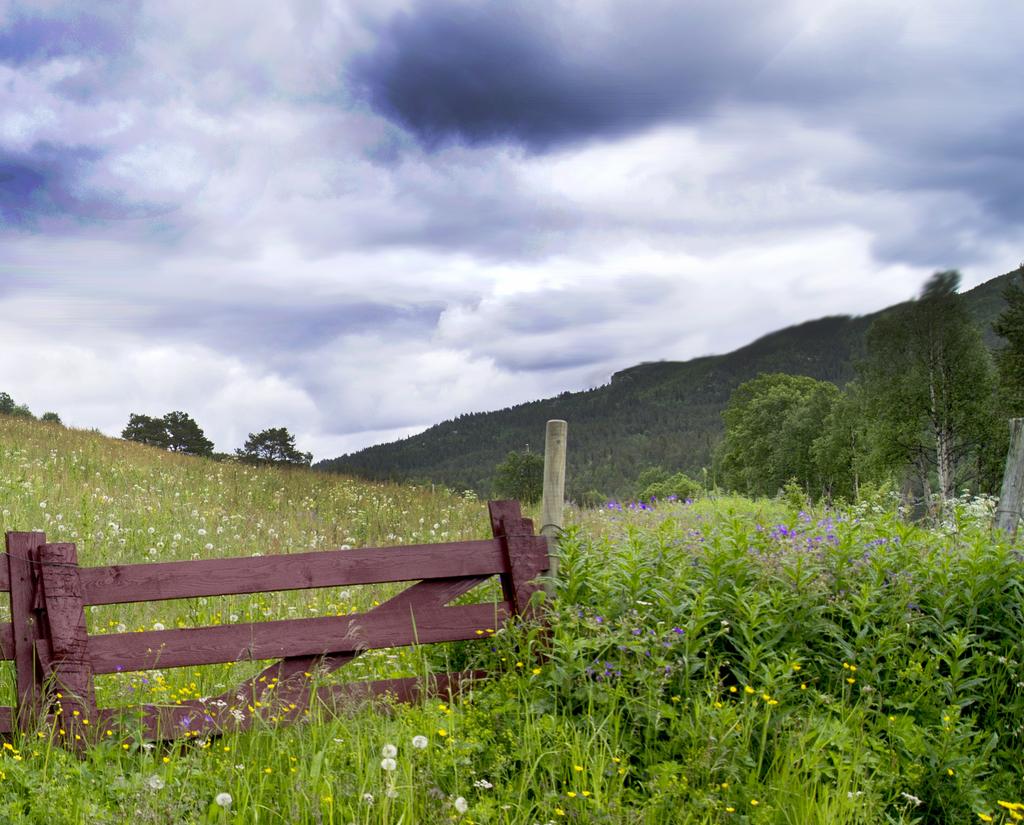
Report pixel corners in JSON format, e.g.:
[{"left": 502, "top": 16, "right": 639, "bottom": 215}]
[
  {"left": 6, "top": 531, "right": 47, "bottom": 731},
  {"left": 36, "top": 542, "right": 97, "bottom": 747},
  {"left": 995, "top": 418, "right": 1024, "bottom": 540},
  {"left": 541, "top": 420, "right": 567, "bottom": 597}
]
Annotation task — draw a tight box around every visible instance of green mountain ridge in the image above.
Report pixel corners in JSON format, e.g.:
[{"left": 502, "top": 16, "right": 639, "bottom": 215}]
[{"left": 315, "top": 269, "right": 1020, "bottom": 498}]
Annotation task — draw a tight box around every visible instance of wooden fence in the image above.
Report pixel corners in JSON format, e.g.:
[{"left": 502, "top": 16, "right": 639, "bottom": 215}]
[{"left": 0, "top": 500, "right": 549, "bottom": 746}]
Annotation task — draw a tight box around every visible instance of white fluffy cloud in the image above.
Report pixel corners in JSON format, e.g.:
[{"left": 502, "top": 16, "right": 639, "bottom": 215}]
[{"left": 0, "top": 0, "right": 1020, "bottom": 461}]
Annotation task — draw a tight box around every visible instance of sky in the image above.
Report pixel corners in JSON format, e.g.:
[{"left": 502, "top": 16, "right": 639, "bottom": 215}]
[{"left": 1, "top": 0, "right": 1022, "bottom": 461}]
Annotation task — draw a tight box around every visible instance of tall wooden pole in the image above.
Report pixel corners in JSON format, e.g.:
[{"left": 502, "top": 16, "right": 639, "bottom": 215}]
[
  {"left": 995, "top": 418, "right": 1024, "bottom": 540},
  {"left": 540, "top": 420, "right": 567, "bottom": 597}
]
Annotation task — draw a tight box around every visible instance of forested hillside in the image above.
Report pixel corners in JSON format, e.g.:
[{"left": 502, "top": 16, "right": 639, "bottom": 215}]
[{"left": 315, "top": 269, "right": 1019, "bottom": 498}]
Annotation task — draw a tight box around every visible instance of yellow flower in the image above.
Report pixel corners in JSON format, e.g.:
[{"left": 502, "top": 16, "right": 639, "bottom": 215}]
[
  {"left": 574, "top": 765, "right": 584, "bottom": 772},
  {"left": 744, "top": 686, "right": 755, "bottom": 695},
  {"left": 846, "top": 677, "right": 856, "bottom": 684},
  {"left": 555, "top": 808, "right": 565, "bottom": 817},
  {"left": 729, "top": 686, "right": 738, "bottom": 693},
  {"left": 978, "top": 815, "right": 993, "bottom": 822},
  {"left": 437, "top": 728, "right": 448, "bottom": 737},
  {"left": 750, "top": 799, "right": 759, "bottom": 806},
  {"left": 947, "top": 768, "right": 954, "bottom": 776},
  {"left": 581, "top": 791, "right": 591, "bottom": 797},
  {"left": 791, "top": 663, "right": 801, "bottom": 671},
  {"left": 726, "top": 806, "right": 735, "bottom": 813},
  {"left": 532, "top": 667, "right": 541, "bottom": 675}
]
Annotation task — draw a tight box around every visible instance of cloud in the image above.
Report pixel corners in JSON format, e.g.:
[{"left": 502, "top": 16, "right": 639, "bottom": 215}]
[
  {"left": 350, "top": 0, "right": 795, "bottom": 151},
  {"left": 0, "top": 4, "right": 136, "bottom": 66},
  {"left": 0, "top": 141, "right": 103, "bottom": 225}
]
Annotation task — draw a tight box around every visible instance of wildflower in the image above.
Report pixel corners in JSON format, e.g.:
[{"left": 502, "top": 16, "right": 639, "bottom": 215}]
[
  {"left": 454, "top": 796, "right": 469, "bottom": 814},
  {"left": 381, "top": 743, "right": 398, "bottom": 758},
  {"left": 744, "top": 686, "right": 755, "bottom": 694},
  {"left": 214, "top": 792, "right": 232, "bottom": 808},
  {"left": 437, "top": 728, "right": 448, "bottom": 737},
  {"left": 381, "top": 757, "right": 397, "bottom": 771},
  {"left": 362, "top": 793, "right": 374, "bottom": 805},
  {"left": 145, "top": 775, "right": 165, "bottom": 791},
  {"left": 473, "top": 779, "right": 493, "bottom": 789},
  {"left": 152, "top": 622, "right": 165, "bottom": 631},
  {"left": 750, "top": 799, "right": 759, "bottom": 806},
  {"left": 532, "top": 667, "right": 541, "bottom": 675},
  {"left": 900, "top": 792, "right": 923, "bottom": 807},
  {"left": 726, "top": 806, "right": 735, "bottom": 813},
  {"left": 412, "top": 735, "right": 428, "bottom": 749},
  {"left": 978, "top": 815, "right": 993, "bottom": 822}
]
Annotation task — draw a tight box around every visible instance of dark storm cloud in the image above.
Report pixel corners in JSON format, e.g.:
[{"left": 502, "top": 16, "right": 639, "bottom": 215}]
[
  {"left": 0, "top": 142, "right": 103, "bottom": 226},
  {"left": 350, "top": 0, "right": 790, "bottom": 151},
  {"left": 0, "top": 5, "right": 134, "bottom": 66}
]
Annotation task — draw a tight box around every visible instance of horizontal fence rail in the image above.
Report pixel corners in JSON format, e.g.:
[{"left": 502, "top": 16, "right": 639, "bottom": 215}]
[{"left": 0, "top": 500, "right": 549, "bottom": 747}]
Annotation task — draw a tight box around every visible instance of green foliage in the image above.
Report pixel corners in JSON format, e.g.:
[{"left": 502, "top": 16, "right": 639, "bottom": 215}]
[
  {"left": 0, "top": 391, "right": 33, "bottom": 419},
  {"left": 640, "top": 471, "right": 702, "bottom": 502},
  {"left": 40, "top": 411, "right": 62, "bottom": 425},
  {"left": 859, "top": 271, "right": 997, "bottom": 500},
  {"left": 235, "top": 426, "right": 312, "bottom": 466},
  {"left": 122, "top": 411, "right": 214, "bottom": 456},
  {"left": 717, "top": 373, "right": 841, "bottom": 497},
  {"left": 578, "top": 489, "right": 608, "bottom": 509},
  {"left": 492, "top": 450, "right": 544, "bottom": 504},
  {"left": 993, "top": 265, "right": 1024, "bottom": 417},
  {"left": 1, "top": 416, "right": 1023, "bottom": 823}
]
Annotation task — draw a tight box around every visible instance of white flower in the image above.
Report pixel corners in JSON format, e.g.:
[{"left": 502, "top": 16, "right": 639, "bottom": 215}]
[
  {"left": 386, "top": 788, "right": 399, "bottom": 799},
  {"left": 197, "top": 528, "right": 207, "bottom": 536},
  {"left": 144, "top": 774, "right": 165, "bottom": 791},
  {"left": 380, "top": 757, "right": 397, "bottom": 771},
  {"left": 152, "top": 622, "right": 165, "bottom": 631},
  {"left": 214, "top": 792, "right": 232, "bottom": 808},
  {"left": 116, "top": 623, "right": 126, "bottom": 633},
  {"left": 381, "top": 743, "right": 398, "bottom": 758},
  {"left": 411, "top": 735, "right": 428, "bottom": 749},
  {"left": 473, "top": 779, "right": 493, "bottom": 789},
  {"left": 362, "top": 793, "right": 374, "bottom": 805},
  {"left": 900, "top": 792, "right": 923, "bottom": 807},
  {"left": 454, "top": 796, "right": 469, "bottom": 814}
]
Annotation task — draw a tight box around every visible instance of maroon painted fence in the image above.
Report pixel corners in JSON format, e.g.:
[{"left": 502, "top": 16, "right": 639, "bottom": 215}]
[{"left": 0, "top": 500, "right": 548, "bottom": 746}]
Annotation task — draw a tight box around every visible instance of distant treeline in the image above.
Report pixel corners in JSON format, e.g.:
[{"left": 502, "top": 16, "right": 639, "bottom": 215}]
[{"left": 316, "top": 267, "right": 1023, "bottom": 502}]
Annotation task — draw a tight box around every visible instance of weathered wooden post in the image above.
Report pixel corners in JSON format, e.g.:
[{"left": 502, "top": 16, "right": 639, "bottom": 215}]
[
  {"left": 540, "top": 420, "right": 567, "bottom": 597},
  {"left": 995, "top": 418, "right": 1024, "bottom": 540}
]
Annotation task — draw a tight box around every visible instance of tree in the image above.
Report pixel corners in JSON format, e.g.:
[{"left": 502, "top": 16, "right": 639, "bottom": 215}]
[
  {"left": 493, "top": 450, "right": 544, "bottom": 504},
  {"left": 993, "top": 265, "right": 1024, "bottom": 417},
  {"left": 163, "top": 411, "right": 214, "bottom": 456},
  {"left": 235, "top": 427, "right": 312, "bottom": 466},
  {"left": 0, "top": 391, "right": 33, "bottom": 419},
  {"left": 40, "top": 412, "right": 62, "bottom": 425},
  {"left": 716, "top": 373, "right": 840, "bottom": 497},
  {"left": 122, "top": 411, "right": 215, "bottom": 456},
  {"left": 858, "top": 271, "right": 996, "bottom": 502},
  {"left": 811, "top": 382, "right": 872, "bottom": 501}
]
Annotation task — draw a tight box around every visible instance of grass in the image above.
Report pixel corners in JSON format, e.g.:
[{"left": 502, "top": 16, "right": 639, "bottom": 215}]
[{"left": 1, "top": 415, "right": 1023, "bottom": 823}]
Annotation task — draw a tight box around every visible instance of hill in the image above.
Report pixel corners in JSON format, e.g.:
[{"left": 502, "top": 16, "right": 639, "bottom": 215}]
[{"left": 315, "top": 268, "right": 1022, "bottom": 498}]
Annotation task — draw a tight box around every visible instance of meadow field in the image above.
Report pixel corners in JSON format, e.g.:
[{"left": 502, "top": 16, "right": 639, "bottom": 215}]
[{"left": 0, "top": 416, "right": 1022, "bottom": 824}]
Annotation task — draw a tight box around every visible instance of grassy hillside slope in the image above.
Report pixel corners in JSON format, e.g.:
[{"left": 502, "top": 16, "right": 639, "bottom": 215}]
[
  {"left": 317, "top": 268, "right": 1021, "bottom": 498},
  {"left": 0, "top": 418, "right": 1021, "bottom": 824}
]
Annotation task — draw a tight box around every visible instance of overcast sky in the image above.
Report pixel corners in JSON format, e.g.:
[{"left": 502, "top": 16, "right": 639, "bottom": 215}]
[{"left": 1, "top": 0, "right": 1022, "bottom": 460}]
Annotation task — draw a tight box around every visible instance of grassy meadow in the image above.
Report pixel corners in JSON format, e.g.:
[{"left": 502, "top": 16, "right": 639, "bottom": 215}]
[{"left": 0, "top": 416, "right": 1022, "bottom": 824}]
